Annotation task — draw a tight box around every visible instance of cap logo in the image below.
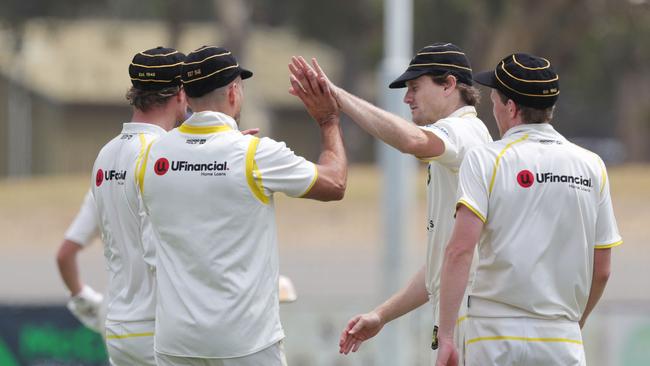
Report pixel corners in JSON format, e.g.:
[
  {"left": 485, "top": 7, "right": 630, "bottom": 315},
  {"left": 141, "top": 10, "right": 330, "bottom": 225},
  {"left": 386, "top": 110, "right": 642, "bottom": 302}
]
[
  {"left": 182, "top": 64, "right": 239, "bottom": 84},
  {"left": 186, "top": 69, "right": 202, "bottom": 78}
]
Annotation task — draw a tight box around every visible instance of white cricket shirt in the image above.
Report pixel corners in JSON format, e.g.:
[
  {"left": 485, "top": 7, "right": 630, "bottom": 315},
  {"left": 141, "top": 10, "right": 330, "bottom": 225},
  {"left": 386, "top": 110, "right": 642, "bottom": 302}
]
[
  {"left": 91, "top": 123, "right": 166, "bottom": 323},
  {"left": 457, "top": 123, "right": 622, "bottom": 321},
  {"left": 64, "top": 190, "right": 99, "bottom": 246},
  {"left": 140, "top": 111, "right": 317, "bottom": 358},
  {"left": 419, "top": 106, "right": 492, "bottom": 309}
]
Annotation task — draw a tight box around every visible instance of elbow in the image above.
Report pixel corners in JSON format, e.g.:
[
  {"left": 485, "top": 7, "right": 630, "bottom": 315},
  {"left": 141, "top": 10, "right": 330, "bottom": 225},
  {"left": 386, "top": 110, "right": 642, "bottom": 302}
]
[
  {"left": 56, "top": 247, "right": 68, "bottom": 268},
  {"left": 398, "top": 139, "right": 420, "bottom": 155},
  {"left": 325, "top": 180, "right": 347, "bottom": 201},
  {"left": 444, "top": 242, "right": 472, "bottom": 264}
]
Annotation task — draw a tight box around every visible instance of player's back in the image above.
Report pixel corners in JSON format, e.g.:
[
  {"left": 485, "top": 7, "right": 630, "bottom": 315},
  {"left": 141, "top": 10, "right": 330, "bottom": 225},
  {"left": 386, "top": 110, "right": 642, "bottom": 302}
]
[
  {"left": 468, "top": 123, "right": 613, "bottom": 321},
  {"left": 92, "top": 123, "right": 165, "bottom": 323},
  {"left": 141, "top": 112, "right": 287, "bottom": 358}
]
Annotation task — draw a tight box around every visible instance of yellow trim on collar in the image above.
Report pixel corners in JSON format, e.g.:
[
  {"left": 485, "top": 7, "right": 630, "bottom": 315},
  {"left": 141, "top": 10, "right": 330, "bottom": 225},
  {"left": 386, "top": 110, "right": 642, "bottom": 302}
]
[
  {"left": 489, "top": 134, "right": 529, "bottom": 195},
  {"left": 246, "top": 137, "right": 269, "bottom": 204},
  {"left": 467, "top": 336, "right": 582, "bottom": 345},
  {"left": 178, "top": 124, "right": 232, "bottom": 134}
]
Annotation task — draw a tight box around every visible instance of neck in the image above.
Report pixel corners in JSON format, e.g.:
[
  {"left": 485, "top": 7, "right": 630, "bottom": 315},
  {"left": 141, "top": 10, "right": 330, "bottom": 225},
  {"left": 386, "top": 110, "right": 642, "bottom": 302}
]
[
  {"left": 131, "top": 107, "right": 177, "bottom": 131},
  {"left": 189, "top": 101, "right": 236, "bottom": 120}
]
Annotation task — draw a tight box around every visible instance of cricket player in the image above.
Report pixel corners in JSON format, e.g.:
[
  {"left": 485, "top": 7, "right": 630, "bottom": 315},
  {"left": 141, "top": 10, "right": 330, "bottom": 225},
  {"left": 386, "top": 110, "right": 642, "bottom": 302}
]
[
  {"left": 291, "top": 43, "right": 491, "bottom": 362},
  {"left": 56, "top": 190, "right": 104, "bottom": 332},
  {"left": 435, "top": 53, "right": 621, "bottom": 366},
  {"left": 139, "top": 46, "right": 347, "bottom": 365},
  {"left": 91, "top": 46, "right": 187, "bottom": 365},
  {"left": 56, "top": 191, "right": 297, "bottom": 337}
]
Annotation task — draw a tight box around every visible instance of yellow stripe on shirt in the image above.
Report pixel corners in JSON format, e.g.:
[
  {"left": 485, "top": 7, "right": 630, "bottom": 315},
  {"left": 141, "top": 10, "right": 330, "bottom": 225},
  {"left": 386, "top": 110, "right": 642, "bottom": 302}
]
[
  {"left": 246, "top": 137, "right": 269, "bottom": 204},
  {"left": 488, "top": 134, "right": 529, "bottom": 195}
]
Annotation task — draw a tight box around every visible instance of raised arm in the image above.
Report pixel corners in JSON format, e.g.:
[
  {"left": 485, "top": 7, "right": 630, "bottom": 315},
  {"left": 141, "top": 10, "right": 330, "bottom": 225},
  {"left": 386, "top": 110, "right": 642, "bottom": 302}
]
[
  {"left": 291, "top": 57, "right": 444, "bottom": 159},
  {"left": 289, "top": 59, "right": 347, "bottom": 201}
]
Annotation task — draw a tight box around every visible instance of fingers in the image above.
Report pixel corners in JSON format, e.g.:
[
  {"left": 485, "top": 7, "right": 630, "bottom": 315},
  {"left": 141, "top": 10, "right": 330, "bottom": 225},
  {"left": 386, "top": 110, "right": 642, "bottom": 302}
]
[
  {"left": 289, "top": 75, "right": 307, "bottom": 100},
  {"left": 241, "top": 128, "right": 260, "bottom": 136},
  {"left": 311, "top": 58, "right": 329, "bottom": 82}
]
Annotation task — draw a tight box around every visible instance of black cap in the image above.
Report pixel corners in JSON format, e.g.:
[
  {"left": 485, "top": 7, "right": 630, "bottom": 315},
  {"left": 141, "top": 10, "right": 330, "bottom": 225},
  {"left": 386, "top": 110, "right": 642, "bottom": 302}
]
[
  {"left": 474, "top": 53, "right": 559, "bottom": 109},
  {"left": 129, "top": 47, "right": 185, "bottom": 90},
  {"left": 389, "top": 43, "right": 473, "bottom": 89},
  {"left": 181, "top": 46, "right": 253, "bottom": 98}
]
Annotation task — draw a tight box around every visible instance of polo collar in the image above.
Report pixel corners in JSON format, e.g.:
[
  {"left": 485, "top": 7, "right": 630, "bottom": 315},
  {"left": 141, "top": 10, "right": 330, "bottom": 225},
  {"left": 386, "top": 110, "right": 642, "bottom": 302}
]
[
  {"left": 121, "top": 122, "right": 167, "bottom": 135},
  {"left": 503, "top": 123, "right": 558, "bottom": 139},
  {"left": 178, "top": 111, "right": 239, "bottom": 134},
  {"left": 447, "top": 105, "right": 477, "bottom": 119}
]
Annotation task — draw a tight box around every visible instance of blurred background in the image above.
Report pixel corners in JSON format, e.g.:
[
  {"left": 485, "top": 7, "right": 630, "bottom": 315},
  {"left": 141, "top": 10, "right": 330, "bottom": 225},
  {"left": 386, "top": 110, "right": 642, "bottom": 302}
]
[{"left": 0, "top": 0, "right": 649, "bottom": 365}]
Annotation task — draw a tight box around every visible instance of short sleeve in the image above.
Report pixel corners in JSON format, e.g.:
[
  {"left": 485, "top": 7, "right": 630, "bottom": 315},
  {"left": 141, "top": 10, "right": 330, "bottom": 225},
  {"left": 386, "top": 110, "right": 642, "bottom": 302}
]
[
  {"left": 456, "top": 148, "right": 490, "bottom": 223},
  {"left": 64, "top": 190, "right": 99, "bottom": 246},
  {"left": 594, "top": 162, "right": 622, "bottom": 249},
  {"left": 418, "top": 120, "right": 461, "bottom": 169},
  {"left": 249, "top": 137, "right": 317, "bottom": 200}
]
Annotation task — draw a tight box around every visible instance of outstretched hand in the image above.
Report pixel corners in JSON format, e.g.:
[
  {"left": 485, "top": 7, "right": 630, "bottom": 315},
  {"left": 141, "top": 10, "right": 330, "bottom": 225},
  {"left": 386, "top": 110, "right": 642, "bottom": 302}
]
[
  {"left": 339, "top": 311, "right": 384, "bottom": 355},
  {"left": 288, "top": 56, "right": 339, "bottom": 126}
]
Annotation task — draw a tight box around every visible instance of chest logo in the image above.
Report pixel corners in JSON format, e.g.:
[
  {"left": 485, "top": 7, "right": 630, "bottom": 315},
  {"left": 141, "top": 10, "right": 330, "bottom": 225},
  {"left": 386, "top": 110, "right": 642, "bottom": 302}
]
[
  {"left": 95, "top": 169, "right": 104, "bottom": 186},
  {"left": 517, "top": 170, "right": 534, "bottom": 188},
  {"left": 154, "top": 158, "right": 170, "bottom": 176}
]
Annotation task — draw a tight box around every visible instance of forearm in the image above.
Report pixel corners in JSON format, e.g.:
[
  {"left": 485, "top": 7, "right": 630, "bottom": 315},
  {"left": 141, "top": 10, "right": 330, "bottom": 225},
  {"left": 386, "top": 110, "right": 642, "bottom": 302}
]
[
  {"left": 315, "top": 118, "right": 347, "bottom": 189},
  {"left": 580, "top": 279, "right": 607, "bottom": 328},
  {"left": 580, "top": 249, "right": 612, "bottom": 328},
  {"left": 57, "top": 240, "right": 84, "bottom": 295},
  {"left": 337, "top": 88, "right": 430, "bottom": 155},
  {"left": 438, "top": 245, "right": 474, "bottom": 340},
  {"left": 375, "top": 266, "right": 429, "bottom": 324}
]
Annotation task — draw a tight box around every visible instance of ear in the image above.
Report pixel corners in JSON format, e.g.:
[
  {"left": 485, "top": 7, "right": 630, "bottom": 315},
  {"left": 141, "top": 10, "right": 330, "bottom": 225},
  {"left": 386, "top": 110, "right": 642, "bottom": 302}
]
[
  {"left": 228, "top": 82, "right": 238, "bottom": 106},
  {"left": 506, "top": 99, "right": 518, "bottom": 119},
  {"left": 443, "top": 75, "right": 457, "bottom": 95},
  {"left": 176, "top": 88, "right": 186, "bottom": 103}
]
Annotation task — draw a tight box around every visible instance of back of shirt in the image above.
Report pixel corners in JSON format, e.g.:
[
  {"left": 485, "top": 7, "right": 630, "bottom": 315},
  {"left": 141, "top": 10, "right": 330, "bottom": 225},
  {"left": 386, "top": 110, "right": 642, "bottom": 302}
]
[
  {"left": 141, "top": 111, "right": 316, "bottom": 358},
  {"left": 91, "top": 123, "right": 165, "bottom": 323},
  {"left": 458, "top": 124, "right": 621, "bottom": 321}
]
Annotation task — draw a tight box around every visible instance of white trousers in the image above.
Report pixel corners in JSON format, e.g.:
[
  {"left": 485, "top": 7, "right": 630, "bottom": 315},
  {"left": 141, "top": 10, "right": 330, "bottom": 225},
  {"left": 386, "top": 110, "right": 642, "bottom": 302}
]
[
  {"left": 464, "top": 316, "right": 586, "bottom": 366},
  {"left": 155, "top": 341, "right": 287, "bottom": 366},
  {"left": 105, "top": 320, "right": 156, "bottom": 366}
]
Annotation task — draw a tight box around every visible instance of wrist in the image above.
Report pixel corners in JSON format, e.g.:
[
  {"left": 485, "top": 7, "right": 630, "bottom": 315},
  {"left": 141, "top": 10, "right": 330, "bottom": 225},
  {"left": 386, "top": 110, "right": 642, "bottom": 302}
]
[{"left": 318, "top": 113, "right": 339, "bottom": 127}]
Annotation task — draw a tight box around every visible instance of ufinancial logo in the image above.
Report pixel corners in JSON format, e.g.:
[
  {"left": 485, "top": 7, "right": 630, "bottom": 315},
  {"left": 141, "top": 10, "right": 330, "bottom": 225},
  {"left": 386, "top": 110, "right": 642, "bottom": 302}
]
[
  {"left": 153, "top": 158, "right": 229, "bottom": 176},
  {"left": 516, "top": 170, "right": 592, "bottom": 189},
  {"left": 95, "top": 169, "right": 127, "bottom": 186}
]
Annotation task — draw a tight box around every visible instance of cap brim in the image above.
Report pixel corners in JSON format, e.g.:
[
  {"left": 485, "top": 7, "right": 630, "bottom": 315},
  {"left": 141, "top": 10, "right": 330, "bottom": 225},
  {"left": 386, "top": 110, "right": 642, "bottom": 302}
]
[
  {"left": 388, "top": 69, "right": 431, "bottom": 89},
  {"left": 240, "top": 68, "right": 253, "bottom": 80},
  {"left": 473, "top": 71, "right": 497, "bottom": 88}
]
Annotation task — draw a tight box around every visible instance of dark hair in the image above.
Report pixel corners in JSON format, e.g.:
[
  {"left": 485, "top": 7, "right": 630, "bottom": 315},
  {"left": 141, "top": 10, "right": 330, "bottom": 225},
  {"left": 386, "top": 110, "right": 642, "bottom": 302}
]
[
  {"left": 125, "top": 86, "right": 181, "bottom": 112},
  {"left": 496, "top": 90, "right": 554, "bottom": 124},
  {"left": 431, "top": 72, "right": 480, "bottom": 106}
]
